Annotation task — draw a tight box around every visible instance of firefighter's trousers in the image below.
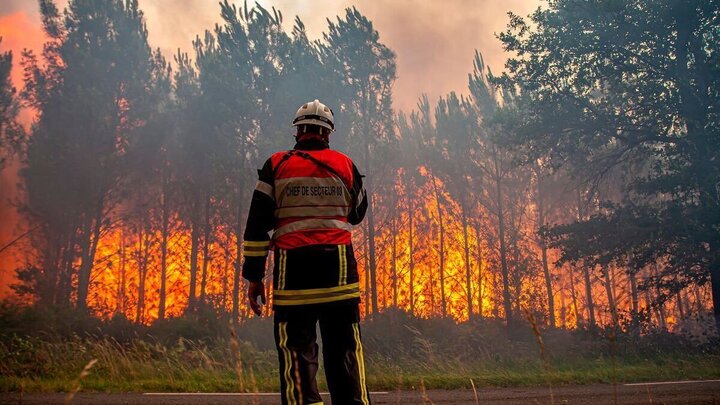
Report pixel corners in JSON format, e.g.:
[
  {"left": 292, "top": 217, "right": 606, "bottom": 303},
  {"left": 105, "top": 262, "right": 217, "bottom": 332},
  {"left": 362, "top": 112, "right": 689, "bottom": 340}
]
[{"left": 274, "top": 301, "right": 371, "bottom": 405}]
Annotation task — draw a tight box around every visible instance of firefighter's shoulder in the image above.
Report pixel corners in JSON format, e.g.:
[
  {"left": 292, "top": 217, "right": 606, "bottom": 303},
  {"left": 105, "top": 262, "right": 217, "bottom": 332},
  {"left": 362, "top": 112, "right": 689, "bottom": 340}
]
[
  {"left": 322, "top": 149, "right": 357, "bottom": 168},
  {"left": 269, "top": 150, "right": 291, "bottom": 163},
  {"left": 267, "top": 150, "right": 295, "bottom": 172},
  {"left": 326, "top": 149, "right": 352, "bottom": 160}
]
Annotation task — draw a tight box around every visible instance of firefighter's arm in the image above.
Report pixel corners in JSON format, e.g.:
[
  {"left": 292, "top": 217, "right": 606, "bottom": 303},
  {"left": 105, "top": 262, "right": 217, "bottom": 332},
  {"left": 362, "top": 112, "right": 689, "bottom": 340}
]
[
  {"left": 242, "top": 158, "right": 275, "bottom": 283},
  {"left": 348, "top": 162, "right": 368, "bottom": 225}
]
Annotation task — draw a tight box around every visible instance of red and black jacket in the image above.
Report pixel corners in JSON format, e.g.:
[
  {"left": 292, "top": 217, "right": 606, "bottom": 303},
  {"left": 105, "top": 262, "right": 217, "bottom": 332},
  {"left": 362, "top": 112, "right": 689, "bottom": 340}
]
[{"left": 242, "top": 137, "right": 368, "bottom": 306}]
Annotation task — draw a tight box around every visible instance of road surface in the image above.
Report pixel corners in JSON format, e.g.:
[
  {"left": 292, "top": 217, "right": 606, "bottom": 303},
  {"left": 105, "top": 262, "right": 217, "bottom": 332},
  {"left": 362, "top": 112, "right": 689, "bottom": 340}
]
[{"left": 3, "top": 380, "right": 720, "bottom": 404}]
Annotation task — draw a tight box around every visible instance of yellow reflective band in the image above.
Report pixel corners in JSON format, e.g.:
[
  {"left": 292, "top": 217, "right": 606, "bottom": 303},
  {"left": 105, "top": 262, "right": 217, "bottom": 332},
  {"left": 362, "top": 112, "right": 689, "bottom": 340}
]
[
  {"left": 353, "top": 323, "right": 369, "bottom": 405},
  {"left": 278, "top": 322, "right": 296, "bottom": 405},
  {"left": 244, "top": 250, "right": 268, "bottom": 257},
  {"left": 338, "top": 245, "right": 347, "bottom": 286},
  {"left": 277, "top": 249, "right": 287, "bottom": 290},
  {"left": 245, "top": 241, "right": 270, "bottom": 248},
  {"left": 343, "top": 245, "right": 348, "bottom": 285},
  {"left": 273, "top": 291, "right": 361, "bottom": 306},
  {"left": 292, "top": 351, "right": 303, "bottom": 404},
  {"left": 274, "top": 282, "right": 359, "bottom": 297},
  {"left": 274, "top": 288, "right": 360, "bottom": 302}
]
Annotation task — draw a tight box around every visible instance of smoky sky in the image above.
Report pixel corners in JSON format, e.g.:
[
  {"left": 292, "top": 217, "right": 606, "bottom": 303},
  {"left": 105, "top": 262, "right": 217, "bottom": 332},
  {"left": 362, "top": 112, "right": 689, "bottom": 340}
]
[{"left": 0, "top": 0, "right": 541, "bottom": 112}]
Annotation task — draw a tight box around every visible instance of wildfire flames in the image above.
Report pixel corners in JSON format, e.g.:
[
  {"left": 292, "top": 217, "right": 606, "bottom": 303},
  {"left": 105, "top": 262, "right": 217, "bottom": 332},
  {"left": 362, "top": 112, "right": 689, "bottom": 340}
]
[{"left": 72, "top": 166, "right": 710, "bottom": 328}]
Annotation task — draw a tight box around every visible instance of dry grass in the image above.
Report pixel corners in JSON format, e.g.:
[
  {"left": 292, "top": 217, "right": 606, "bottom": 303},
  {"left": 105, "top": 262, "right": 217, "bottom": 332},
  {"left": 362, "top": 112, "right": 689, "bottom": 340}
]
[
  {"left": 64, "top": 359, "right": 97, "bottom": 404},
  {"left": 1, "top": 310, "right": 719, "bottom": 394}
]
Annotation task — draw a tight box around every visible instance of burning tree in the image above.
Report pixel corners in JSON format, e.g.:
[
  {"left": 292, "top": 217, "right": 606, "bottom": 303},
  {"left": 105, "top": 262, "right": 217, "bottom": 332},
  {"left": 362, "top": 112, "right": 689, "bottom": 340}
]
[{"left": 4, "top": 0, "right": 715, "bottom": 335}]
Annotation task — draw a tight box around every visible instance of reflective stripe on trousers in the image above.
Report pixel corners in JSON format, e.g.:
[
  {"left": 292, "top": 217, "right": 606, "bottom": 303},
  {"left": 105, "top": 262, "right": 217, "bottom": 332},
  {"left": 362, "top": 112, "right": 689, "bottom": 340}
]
[{"left": 274, "top": 303, "right": 370, "bottom": 405}]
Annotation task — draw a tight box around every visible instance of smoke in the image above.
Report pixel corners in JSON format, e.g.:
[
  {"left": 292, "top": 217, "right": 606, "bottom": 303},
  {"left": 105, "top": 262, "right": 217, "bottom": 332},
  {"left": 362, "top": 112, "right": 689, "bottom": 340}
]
[
  {"left": 0, "top": 0, "right": 39, "bottom": 16},
  {"left": 0, "top": 11, "right": 46, "bottom": 94},
  {"left": 350, "top": 0, "right": 541, "bottom": 111},
  {"left": 0, "top": 8, "right": 44, "bottom": 298},
  {"left": 1, "top": 0, "right": 540, "bottom": 111},
  {"left": 0, "top": 158, "right": 25, "bottom": 298}
]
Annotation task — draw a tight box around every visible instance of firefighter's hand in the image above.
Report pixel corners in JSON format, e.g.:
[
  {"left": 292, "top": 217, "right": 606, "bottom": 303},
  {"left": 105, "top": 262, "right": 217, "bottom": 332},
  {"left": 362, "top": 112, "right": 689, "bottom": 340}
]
[{"left": 248, "top": 281, "right": 266, "bottom": 316}]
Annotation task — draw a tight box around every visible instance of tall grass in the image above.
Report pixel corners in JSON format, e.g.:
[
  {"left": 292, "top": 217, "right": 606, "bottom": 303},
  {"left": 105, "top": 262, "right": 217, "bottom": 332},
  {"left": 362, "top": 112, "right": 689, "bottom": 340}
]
[{"left": 1, "top": 305, "right": 719, "bottom": 393}]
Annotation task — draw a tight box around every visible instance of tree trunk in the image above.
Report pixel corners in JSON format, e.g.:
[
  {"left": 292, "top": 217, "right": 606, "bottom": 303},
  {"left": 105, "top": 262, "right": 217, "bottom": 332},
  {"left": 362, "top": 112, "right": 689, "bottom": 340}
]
[
  {"left": 583, "top": 265, "right": 596, "bottom": 330},
  {"left": 76, "top": 201, "right": 104, "bottom": 312},
  {"left": 136, "top": 224, "right": 150, "bottom": 324},
  {"left": 223, "top": 226, "right": 231, "bottom": 310},
  {"left": 408, "top": 195, "right": 415, "bottom": 315},
  {"left": 658, "top": 299, "right": 667, "bottom": 330},
  {"left": 693, "top": 285, "right": 704, "bottom": 318},
  {"left": 536, "top": 174, "right": 555, "bottom": 328},
  {"left": 568, "top": 266, "right": 581, "bottom": 327},
  {"left": 495, "top": 168, "right": 512, "bottom": 325},
  {"left": 59, "top": 229, "right": 77, "bottom": 307},
  {"left": 362, "top": 89, "right": 378, "bottom": 316},
  {"left": 629, "top": 269, "right": 640, "bottom": 335},
  {"left": 364, "top": 234, "right": 370, "bottom": 317},
  {"left": 509, "top": 201, "right": 522, "bottom": 316},
  {"left": 576, "top": 191, "right": 595, "bottom": 330},
  {"left": 158, "top": 188, "right": 169, "bottom": 321},
  {"left": 428, "top": 256, "right": 436, "bottom": 315},
  {"left": 492, "top": 271, "right": 500, "bottom": 319},
  {"left": 475, "top": 221, "right": 484, "bottom": 319},
  {"left": 232, "top": 197, "right": 243, "bottom": 326},
  {"left": 430, "top": 173, "right": 446, "bottom": 318},
  {"left": 200, "top": 195, "right": 212, "bottom": 303},
  {"left": 651, "top": 263, "right": 667, "bottom": 329},
  {"left": 559, "top": 288, "right": 566, "bottom": 328},
  {"left": 512, "top": 237, "right": 523, "bottom": 318},
  {"left": 602, "top": 265, "right": 618, "bottom": 329},
  {"left": 366, "top": 190, "right": 377, "bottom": 315},
  {"left": 118, "top": 231, "right": 126, "bottom": 315},
  {"left": 391, "top": 203, "right": 398, "bottom": 308},
  {"left": 676, "top": 289, "right": 685, "bottom": 321},
  {"left": 461, "top": 205, "right": 473, "bottom": 320},
  {"left": 644, "top": 288, "right": 655, "bottom": 326},
  {"left": 54, "top": 232, "right": 70, "bottom": 307},
  {"left": 44, "top": 233, "right": 62, "bottom": 307},
  {"left": 188, "top": 204, "right": 200, "bottom": 313}
]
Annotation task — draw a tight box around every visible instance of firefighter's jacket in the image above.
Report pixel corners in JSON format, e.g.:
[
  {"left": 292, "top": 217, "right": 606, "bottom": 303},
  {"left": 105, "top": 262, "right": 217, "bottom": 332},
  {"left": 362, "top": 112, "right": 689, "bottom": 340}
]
[{"left": 242, "top": 137, "right": 368, "bottom": 307}]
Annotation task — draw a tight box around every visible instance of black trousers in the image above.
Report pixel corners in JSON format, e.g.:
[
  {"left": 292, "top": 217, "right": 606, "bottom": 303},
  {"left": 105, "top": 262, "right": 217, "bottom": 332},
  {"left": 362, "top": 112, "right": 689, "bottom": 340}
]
[{"left": 274, "top": 301, "right": 370, "bottom": 405}]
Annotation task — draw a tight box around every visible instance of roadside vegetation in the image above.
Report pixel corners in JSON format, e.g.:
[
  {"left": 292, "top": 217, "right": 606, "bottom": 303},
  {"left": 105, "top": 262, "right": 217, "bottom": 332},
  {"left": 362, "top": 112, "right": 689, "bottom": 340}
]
[{"left": 1, "top": 303, "right": 718, "bottom": 393}]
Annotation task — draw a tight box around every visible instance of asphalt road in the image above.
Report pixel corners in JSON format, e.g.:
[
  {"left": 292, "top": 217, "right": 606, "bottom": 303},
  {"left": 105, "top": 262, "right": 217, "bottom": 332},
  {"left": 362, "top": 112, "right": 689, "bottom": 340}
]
[{"left": 3, "top": 380, "right": 720, "bottom": 404}]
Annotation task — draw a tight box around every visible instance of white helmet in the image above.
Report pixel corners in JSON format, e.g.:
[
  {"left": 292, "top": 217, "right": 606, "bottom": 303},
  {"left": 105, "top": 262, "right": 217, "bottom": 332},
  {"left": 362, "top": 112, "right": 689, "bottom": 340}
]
[{"left": 292, "top": 99, "right": 335, "bottom": 131}]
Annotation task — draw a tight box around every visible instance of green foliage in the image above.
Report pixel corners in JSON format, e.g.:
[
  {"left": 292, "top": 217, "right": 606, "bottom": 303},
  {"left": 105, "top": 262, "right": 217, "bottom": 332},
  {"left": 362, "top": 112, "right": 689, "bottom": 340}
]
[{"left": 499, "top": 0, "right": 720, "bottom": 327}]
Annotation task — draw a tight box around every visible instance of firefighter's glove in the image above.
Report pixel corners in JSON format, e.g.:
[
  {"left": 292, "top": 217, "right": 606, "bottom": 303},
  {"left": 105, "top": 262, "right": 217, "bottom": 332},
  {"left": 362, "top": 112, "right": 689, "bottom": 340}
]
[{"left": 248, "top": 280, "right": 266, "bottom": 316}]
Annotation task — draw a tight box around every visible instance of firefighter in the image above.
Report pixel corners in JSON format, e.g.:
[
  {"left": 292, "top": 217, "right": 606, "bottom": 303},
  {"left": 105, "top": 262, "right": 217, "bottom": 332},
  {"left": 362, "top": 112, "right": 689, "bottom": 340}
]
[{"left": 242, "top": 99, "right": 370, "bottom": 405}]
